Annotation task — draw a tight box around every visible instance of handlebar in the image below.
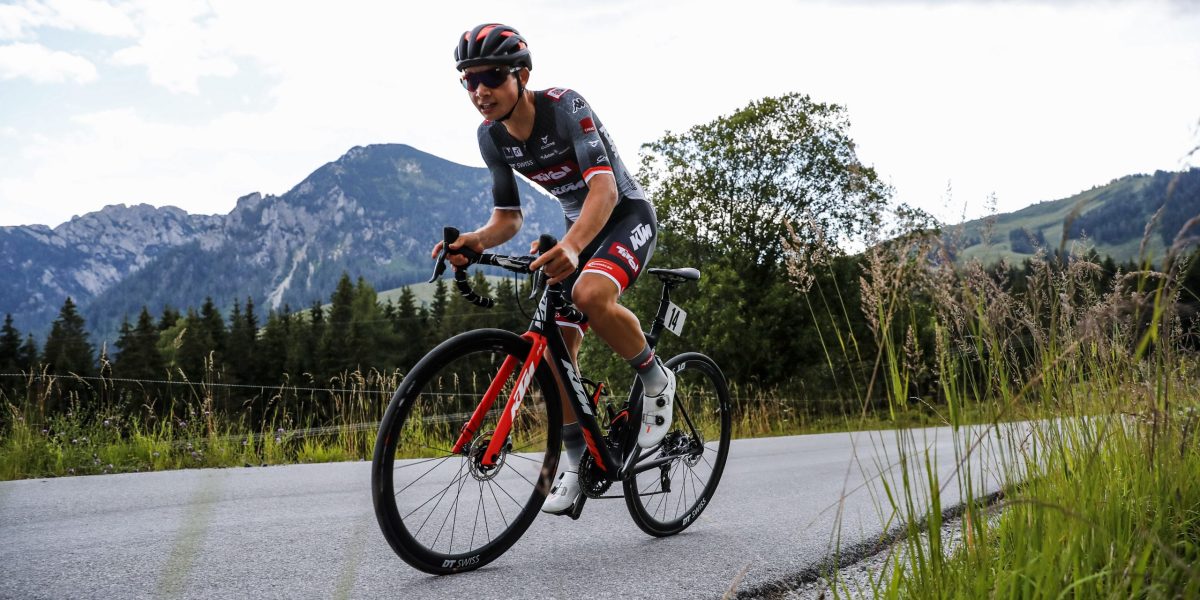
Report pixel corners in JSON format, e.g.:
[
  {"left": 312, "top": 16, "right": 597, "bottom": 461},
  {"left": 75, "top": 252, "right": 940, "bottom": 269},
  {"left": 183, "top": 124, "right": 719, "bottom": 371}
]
[{"left": 430, "top": 227, "right": 586, "bottom": 325}]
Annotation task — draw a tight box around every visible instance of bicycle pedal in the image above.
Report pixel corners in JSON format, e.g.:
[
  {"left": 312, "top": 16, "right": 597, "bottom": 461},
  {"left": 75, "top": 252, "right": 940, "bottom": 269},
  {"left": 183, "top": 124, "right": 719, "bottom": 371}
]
[{"left": 568, "top": 494, "right": 588, "bottom": 520}]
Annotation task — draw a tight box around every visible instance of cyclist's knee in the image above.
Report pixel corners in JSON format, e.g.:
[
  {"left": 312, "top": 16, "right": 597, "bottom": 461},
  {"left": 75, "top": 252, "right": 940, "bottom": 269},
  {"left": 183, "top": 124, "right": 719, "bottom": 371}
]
[{"left": 572, "top": 274, "right": 619, "bottom": 315}]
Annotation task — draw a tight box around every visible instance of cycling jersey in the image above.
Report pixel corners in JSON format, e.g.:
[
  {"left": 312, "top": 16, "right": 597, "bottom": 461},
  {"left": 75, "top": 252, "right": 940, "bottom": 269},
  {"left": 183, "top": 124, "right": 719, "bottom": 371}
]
[{"left": 477, "top": 88, "right": 648, "bottom": 223}]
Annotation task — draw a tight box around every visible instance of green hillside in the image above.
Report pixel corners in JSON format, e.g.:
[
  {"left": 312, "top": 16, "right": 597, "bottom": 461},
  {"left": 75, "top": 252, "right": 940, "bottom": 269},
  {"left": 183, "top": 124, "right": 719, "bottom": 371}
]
[{"left": 950, "top": 169, "right": 1198, "bottom": 265}]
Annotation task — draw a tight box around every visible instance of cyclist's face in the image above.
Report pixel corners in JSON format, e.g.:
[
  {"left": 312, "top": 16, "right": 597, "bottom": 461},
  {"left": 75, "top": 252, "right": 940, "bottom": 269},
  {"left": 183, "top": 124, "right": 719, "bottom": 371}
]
[{"left": 463, "top": 65, "right": 523, "bottom": 120}]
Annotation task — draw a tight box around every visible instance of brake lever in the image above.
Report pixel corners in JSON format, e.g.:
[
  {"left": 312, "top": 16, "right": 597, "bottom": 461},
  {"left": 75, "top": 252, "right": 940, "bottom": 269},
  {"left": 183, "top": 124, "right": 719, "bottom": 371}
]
[
  {"left": 429, "top": 226, "right": 463, "bottom": 283},
  {"left": 528, "top": 233, "right": 558, "bottom": 299}
]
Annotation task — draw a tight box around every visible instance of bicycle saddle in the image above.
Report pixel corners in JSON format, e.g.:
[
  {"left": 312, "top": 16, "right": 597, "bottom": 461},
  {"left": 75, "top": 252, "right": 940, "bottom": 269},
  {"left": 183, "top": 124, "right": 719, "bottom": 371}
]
[{"left": 648, "top": 267, "right": 700, "bottom": 284}]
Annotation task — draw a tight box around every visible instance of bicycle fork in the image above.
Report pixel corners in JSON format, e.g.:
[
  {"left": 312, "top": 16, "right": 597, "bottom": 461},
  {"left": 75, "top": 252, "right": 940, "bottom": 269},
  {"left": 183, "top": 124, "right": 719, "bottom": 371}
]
[{"left": 450, "top": 331, "right": 623, "bottom": 476}]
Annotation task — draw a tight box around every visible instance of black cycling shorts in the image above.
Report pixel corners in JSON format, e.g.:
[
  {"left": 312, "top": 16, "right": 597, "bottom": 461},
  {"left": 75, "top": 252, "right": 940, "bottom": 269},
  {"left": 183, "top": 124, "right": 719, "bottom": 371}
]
[{"left": 558, "top": 199, "right": 657, "bottom": 330}]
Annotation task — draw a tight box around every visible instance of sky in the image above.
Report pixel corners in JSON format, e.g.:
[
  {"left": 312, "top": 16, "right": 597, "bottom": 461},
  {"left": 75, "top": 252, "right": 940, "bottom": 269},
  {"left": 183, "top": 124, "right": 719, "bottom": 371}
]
[{"left": 1, "top": 0, "right": 1199, "bottom": 229}]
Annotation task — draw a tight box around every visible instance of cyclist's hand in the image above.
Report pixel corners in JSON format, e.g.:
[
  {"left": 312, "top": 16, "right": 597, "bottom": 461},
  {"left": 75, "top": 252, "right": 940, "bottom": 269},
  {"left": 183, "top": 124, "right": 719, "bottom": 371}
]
[
  {"left": 431, "top": 233, "right": 485, "bottom": 269},
  {"left": 529, "top": 240, "right": 580, "bottom": 285}
]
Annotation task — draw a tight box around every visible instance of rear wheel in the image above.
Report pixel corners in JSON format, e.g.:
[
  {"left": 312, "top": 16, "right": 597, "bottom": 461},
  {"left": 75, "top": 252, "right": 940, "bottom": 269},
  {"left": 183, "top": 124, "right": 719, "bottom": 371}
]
[
  {"left": 623, "top": 352, "right": 731, "bottom": 536},
  {"left": 372, "top": 329, "right": 562, "bottom": 574}
]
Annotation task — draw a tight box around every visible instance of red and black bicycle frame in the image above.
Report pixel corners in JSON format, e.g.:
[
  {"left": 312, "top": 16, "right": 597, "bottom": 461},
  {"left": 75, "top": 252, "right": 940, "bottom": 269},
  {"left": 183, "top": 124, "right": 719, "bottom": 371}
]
[{"left": 448, "top": 282, "right": 654, "bottom": 481}]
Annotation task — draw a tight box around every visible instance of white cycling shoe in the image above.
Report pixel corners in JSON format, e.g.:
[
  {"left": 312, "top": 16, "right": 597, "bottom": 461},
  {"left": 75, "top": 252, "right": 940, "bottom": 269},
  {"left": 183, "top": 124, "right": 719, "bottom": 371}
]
[
  {"left": 541, "top": 469, "right": 583, "bottom": 516},
  {"left": 638, "top": 367, "right": 676, "bottom": 448}
]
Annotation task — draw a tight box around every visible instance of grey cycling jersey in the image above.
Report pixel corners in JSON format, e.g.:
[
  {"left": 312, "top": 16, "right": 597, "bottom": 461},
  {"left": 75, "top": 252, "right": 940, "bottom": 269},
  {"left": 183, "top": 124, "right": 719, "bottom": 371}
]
[{"left": 477, "top": 88, "right": 647, "bottom": 222}]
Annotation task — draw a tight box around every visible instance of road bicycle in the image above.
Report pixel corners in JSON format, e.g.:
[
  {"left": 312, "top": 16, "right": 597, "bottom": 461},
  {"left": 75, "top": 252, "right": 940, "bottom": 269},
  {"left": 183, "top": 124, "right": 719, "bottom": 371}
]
[{"left": 371, "top": 228, "right": 731, "bottom": 574}]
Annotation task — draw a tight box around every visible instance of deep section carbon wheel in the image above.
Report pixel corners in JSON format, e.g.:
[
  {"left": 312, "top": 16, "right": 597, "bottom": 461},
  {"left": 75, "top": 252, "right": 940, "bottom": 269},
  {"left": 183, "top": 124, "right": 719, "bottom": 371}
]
[
  {"left": 372, "top": 329, "right": 562, "bottom": 574},
  {"left": 623, "top": 352, "right": 731, "bottom": 536}
]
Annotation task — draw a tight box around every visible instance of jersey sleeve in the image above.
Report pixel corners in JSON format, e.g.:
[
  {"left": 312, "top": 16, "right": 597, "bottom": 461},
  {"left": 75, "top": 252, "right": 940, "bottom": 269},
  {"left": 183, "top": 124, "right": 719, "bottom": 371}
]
[
  {"left": 556, "top": 91, "right": 614, "bottom": 185},
  {"left": 477, "top": 122, "right": 521, "bottom": 211}
]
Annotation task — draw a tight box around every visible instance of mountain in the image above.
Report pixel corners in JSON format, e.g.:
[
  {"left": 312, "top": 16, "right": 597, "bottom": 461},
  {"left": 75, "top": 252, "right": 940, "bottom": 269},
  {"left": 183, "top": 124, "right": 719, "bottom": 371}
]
[
  {"left": 950, "top": 169, "right": 1200, "bottom": 265},
  {"left": 0, "top": 144, "right": 565, "bottom": 342}
]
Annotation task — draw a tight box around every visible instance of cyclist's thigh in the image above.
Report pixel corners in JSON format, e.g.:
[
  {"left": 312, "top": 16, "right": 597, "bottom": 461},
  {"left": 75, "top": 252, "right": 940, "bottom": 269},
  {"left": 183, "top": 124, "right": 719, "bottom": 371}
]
[{"left": 564, "top": 200, "right": 658, "bottom": 301}]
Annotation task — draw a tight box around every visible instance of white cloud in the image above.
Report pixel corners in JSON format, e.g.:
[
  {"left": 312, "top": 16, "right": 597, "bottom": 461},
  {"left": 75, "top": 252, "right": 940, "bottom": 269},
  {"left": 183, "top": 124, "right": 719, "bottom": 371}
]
[
  {"left": 44, "top": 0, "right": 137, "bottom": 37},
  {"left": 0, "top": 42, "right": 96, "bottom": 83},
  {"left": 0, "top": 0, "right": 136, "bottom": 40},
  {"left": 109, "top": 1, "right": 237, "bottom": 94},
  {"left": 2, "top": 0, "right": 1199, "bottom": 228}
]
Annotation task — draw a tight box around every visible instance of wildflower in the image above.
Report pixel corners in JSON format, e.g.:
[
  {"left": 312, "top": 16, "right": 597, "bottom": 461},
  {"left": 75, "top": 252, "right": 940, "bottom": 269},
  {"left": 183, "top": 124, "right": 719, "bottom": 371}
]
[
  {"left": 103, "top": 419, "right": 111, "bottom": 427},
  {"left": 152, "top": 451, "right": 160, "bottom": 458},
  {"left": 274, "top": 437, "right": 282, "bottom": 444}
]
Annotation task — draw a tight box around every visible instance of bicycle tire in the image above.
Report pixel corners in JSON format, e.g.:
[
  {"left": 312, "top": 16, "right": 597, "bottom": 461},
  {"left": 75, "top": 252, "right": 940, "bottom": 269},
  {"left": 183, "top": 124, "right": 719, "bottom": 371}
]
[
  {"left": 372, "top": 328, "right": 562, "bottom": 574},
  {"left": 623, "top": 352, "right": 731, "bottom": 537}
]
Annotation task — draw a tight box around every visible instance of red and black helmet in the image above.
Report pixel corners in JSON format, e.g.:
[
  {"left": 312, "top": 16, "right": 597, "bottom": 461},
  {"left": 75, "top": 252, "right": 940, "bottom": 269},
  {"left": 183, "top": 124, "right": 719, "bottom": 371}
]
[{"left": 455, "top": 23, "right": 532, "bottom": 72}]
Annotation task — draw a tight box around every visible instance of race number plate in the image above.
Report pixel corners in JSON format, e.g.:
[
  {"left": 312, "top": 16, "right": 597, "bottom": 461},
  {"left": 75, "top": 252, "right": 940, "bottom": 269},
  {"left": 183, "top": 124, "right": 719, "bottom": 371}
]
[{"left": 665, "top": 301, "right": 687, "bottom": 337}]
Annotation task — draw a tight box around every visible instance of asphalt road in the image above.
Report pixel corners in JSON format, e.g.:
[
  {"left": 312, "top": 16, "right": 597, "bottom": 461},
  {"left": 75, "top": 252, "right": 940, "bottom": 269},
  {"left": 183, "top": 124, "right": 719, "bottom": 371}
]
[{"left": 0, "top": 424, "right": 1025, "bottom": 600}]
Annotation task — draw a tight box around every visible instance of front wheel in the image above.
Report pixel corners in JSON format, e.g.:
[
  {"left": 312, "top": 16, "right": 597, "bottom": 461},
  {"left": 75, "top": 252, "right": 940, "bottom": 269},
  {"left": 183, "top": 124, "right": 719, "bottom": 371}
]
[
  {"left": 371, "top": 329, "right": 562, "bottom": 574},
  {"left": 623, "top": 352, "right": 731, "bottom": 536}
]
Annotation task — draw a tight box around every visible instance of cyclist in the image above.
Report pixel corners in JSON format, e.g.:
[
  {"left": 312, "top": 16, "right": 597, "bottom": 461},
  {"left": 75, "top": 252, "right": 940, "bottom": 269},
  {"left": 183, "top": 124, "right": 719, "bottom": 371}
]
[{"left": 432, "top": 23, "right": 675, "bottom": 516}]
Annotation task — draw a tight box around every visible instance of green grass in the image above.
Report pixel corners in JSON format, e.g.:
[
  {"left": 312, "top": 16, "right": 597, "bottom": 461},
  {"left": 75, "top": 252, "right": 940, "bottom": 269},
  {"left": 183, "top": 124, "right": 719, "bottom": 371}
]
[{"left": 810, "top": 217, "right": 1200, "bottom": 598}]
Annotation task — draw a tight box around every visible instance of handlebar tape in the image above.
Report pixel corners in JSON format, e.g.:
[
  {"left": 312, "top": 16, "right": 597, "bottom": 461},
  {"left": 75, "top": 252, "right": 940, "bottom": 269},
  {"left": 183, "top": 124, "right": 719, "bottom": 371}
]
[{"left": 453, "top": 268, "right": 495, "bottom": 308}]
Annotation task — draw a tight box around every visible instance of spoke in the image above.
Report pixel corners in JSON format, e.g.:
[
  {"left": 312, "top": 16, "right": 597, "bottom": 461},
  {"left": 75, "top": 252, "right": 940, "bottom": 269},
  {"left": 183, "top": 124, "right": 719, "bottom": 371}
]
[
  {"left": 437, "top": 467, "right": 470, "bottom": 554},
  {"left": 502, "top": 460, "right": 538, "bottom": 489},
  {"left": 490, "top": 475, "right": 526, "bottom": 508},
  {"left": 688, "top": 464, "right": 708, "bottom": 493},
  {"left": 394, "top": 454, "right": 455, "bottom": 470},
  {"left": 400, "top": 458, "right": 460, "bottom": 530},
  {"left": 481, "top": 480, "right": 493, "bottom": 543},
  {"left": 487, "top": 480, "right": 511, "bottom": 528},
  {"left": 671, "top": 462, "right": 685, "bottom": 521},
  {"left": 507, "top": 452, "right": 544, "bottom": 464},
  {"left": 395, "top": 455, "right": 457, "bottom": 498},
  {"left": 471, "top": 481, "right": 483, "bottom": 550}
]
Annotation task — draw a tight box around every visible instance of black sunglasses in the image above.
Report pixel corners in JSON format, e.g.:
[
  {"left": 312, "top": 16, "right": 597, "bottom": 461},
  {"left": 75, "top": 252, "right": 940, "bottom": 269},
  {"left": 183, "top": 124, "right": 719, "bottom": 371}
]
[{"left": 460, "top": 67, "right": 518, "bottom": 92}]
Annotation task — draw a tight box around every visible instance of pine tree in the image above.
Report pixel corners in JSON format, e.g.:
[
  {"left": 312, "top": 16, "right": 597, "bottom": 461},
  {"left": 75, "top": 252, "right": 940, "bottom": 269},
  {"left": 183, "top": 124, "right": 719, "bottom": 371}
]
[
  {"left": 307, "top": 300, "right": 326, "bottom": 381},
  {"left": 199, "top": 297, "right": 227, "bottom": 361},
  {"left": 322, "top": 273, "right": 356, "bottom": 376},
  {"left": 429, "top": 277, "right": 449, "bottom": 344},
  {"left": 158, "top": 306, "right": 181, "bottom": 331},
  {"left": 0, "top": 313, "right": 21, "bottom": 373},
  {"left": 120, "top": 306, "right": 166, "bottom": 381},
  {"left": 42, "top": 297, "right": 95, "bottom": 377},
  {"left": 18, "top": 334, "right": 38, "bottom": 371},
  {"left": 226, "top": 298, "right": 259, "bottom": 385},
  {"left": 393, "top": 287, "right": 426, "bottom": 370},
  {"left": 174, "top": 309, "right": 212, "bottom": 380},
  {"left": 350, "top": 276, "right": 383, "bottom": 371}
]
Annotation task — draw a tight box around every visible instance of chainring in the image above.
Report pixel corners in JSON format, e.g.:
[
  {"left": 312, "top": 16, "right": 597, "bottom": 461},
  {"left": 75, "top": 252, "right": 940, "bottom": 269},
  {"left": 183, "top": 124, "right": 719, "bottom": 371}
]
[{"left": 577, "top": 452, "right": 614, "bottom": 498}]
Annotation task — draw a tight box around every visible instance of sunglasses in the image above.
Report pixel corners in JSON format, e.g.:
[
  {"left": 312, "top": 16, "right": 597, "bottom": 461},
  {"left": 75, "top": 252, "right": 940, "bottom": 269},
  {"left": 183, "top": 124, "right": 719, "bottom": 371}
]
[{"left": 460, "top": 67, "right": 518, "bottom": 92}]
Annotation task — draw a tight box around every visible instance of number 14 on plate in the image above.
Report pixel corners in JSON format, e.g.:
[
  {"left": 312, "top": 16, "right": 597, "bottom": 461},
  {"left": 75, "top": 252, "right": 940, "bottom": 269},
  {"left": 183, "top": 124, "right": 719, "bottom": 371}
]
[{"left": 665, "top": 301, "right": 687, "bottom": 337}]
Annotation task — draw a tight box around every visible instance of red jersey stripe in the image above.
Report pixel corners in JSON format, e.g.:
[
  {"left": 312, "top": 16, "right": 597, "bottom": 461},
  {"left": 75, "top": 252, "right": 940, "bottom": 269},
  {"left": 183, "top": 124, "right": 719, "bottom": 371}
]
[{"left": 582, "top": 166, "right": 613, "bottom": 182}]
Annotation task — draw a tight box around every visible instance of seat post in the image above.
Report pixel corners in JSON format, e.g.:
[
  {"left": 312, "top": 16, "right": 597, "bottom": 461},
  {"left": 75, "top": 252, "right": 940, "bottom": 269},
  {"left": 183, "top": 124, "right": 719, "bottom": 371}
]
[{"left": 644, "top": 281, "right": 674, "bottom": 350}]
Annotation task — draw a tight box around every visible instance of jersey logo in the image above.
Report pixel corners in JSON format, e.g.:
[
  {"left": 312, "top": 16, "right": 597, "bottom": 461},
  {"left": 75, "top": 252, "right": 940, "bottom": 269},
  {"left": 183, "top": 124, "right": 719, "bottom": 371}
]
[
  {"left": 579, "top": 117, "right": 596, "bottom": 134},
  {"left": 630, "top": 223, "right": 652, "bottom": 251},
  {"left": 596, "top": 155, "right": 609, "bottom": 164},
  {"left": 550, "top": 180, "right": 587, "bottom": 196},
  {"left": 545, "top": 87, "right": 568, "bottom": 100},
  {"left": 501, "top": 146, "right": 524, "bottom": 159},
  {"left": 571, "top": 97, "right": 587, "bottom": 113},
  {"left": 528, "top": 161, "right": 578, "bottom": 184},
  {"left": 609, "top": 242, "right": 640, "bottom": 273},
  {"left": 588, "top": 140, "right": 601, "bottom": 147}
]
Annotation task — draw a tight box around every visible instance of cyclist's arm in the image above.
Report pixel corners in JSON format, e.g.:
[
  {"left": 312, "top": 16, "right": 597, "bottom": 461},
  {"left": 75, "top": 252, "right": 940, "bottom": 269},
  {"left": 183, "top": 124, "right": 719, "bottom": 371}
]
[
  {"left": 560, "top": 173, "right": 617, "bottom": 254},
  {"left": 436, "top": 124, "right": 525, "bottom": 263}
]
